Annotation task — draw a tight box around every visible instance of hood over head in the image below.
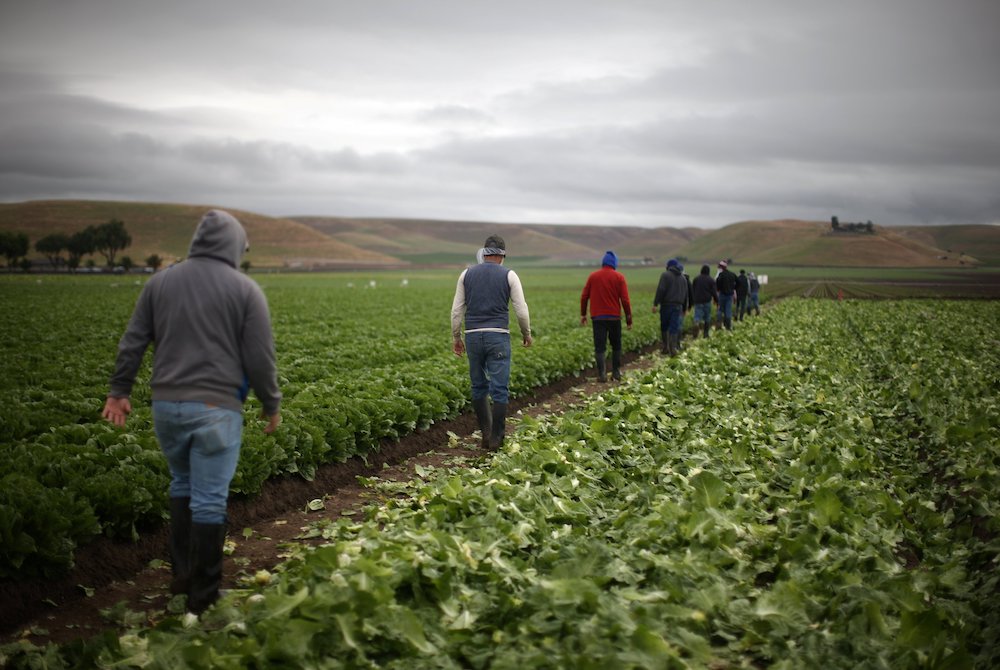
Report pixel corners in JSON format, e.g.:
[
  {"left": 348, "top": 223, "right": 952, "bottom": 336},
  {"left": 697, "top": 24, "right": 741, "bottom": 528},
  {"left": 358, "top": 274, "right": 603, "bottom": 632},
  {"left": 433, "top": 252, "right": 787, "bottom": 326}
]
[
  {"left": 188, "top": 210, "right": 249, "bottom": 268},
  {"left": 602, "top": 250, "right": 618, "bottom": 269}
]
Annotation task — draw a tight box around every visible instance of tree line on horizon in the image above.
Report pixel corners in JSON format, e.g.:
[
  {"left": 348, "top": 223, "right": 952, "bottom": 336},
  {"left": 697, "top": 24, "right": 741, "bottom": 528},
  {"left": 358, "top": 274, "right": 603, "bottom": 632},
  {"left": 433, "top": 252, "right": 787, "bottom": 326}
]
[
  {"left": 0, "top": 219, "right": 164, "bottom": 273},
  {"left": 0, "top": 218, "right": 258, "bottom": 274},
  {"left": 830, "top": 216, "right": 874, "bottom": 234}
]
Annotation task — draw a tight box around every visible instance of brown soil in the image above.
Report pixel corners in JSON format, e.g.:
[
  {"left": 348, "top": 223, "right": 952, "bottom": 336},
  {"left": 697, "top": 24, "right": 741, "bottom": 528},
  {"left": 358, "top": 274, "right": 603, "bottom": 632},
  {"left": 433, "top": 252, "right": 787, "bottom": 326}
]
[{"left": 0, "top": 343, "right": 682, "bottom": 648}]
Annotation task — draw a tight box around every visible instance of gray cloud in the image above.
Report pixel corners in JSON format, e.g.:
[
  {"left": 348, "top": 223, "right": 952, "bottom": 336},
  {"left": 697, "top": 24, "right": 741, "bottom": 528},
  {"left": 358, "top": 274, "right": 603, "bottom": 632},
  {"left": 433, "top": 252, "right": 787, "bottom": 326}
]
[{"left": 1, "top": 0, "right": 998, "bottom": 227}]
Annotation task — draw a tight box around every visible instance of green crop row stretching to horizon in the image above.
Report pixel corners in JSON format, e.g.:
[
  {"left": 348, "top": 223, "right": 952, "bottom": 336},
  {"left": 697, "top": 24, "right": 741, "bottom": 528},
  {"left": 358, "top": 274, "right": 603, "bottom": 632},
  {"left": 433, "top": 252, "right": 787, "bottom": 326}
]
[
  {"left": 3, "top": 298, "right": 996, "bottom": 668},
  {"left": 1, "top": 268, "right": 680, "bottom": 579}
]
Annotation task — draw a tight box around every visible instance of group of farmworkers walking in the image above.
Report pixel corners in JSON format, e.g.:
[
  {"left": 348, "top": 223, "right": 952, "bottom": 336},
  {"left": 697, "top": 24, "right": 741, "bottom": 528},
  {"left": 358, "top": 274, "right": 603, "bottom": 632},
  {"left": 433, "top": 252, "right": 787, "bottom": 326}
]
[
  {"left": 582, "top": 252, "right": 762, "bottom": 363},
  {"left": 100, "top": 212, "right": 759, "bottom": 618}
]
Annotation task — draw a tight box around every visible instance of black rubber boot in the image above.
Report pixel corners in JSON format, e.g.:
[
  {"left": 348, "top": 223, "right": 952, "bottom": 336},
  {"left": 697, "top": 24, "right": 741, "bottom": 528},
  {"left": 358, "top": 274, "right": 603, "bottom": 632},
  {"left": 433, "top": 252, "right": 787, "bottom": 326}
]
[
  {"left": 490, "top": 402, "right": 508, "bottom": 450},
  {"left": 724, "top": 317, "right": 732, "bottom": 331},
  {"left": 472, "top": 396, "right": 492, "bottom": 449},
  {"left": 595, "top": 356, "right": 607, "bottom": 382},
  {"left": 188, "top": 522, "right": 227, "bottom": 615},
  {"left": 168, "top": 497, "right": 192, "bottom": 596},
  {"left": 660, "top": 330, "right": 669, "bottom": 354},
  {"left": 611, "top": 349, "right": 622, "bottom": 381}
]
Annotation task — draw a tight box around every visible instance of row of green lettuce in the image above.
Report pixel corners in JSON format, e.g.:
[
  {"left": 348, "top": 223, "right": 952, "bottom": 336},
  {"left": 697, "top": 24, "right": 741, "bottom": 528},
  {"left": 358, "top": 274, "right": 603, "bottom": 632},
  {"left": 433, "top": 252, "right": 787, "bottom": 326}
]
[
  {"left": 5, "top": 298, "right": 995, "bottom": 668},
  {"left": 0, "top": 269, "right": 684, "bottom": 579}
]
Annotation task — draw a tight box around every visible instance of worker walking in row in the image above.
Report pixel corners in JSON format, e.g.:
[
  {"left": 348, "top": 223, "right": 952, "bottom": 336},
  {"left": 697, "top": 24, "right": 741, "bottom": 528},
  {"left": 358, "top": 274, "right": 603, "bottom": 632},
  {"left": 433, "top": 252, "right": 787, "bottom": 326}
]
[
  {"left": 691, "top": 264, "right": 718, "bottom": 338},
  {"left": 715, "top": 260, "right": 738, "bottom": 330},
  {"left": 653, "top": 258, "right": 692, "bottom": 356},
  {"left": 580, "top": 251, "right": 633, "bottom": 382}
]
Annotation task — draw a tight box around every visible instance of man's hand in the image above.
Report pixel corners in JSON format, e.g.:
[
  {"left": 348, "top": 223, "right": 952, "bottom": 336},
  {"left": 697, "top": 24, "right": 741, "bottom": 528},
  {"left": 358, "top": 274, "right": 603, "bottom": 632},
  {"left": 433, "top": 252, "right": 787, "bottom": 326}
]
[
  {"left": 626, "top": 320, "right": 633, "bottom": 330},
  {"left": 651, "top": 306, "right": 658, "bottom": 313},
  {"left": 523, "top": 334, "right": 533, "bottom": 348},
  {"left": 453, "top": 337, "right": 466, "bottom": 357},
  {"left": 580, "top": 316, "right": 587, "bottom": 326},
  {"left": 102, "top": 396, "right": 132, "bottom": 427},
  {"left": 262, "top": 411, "right": 281, "bottom": 434}
]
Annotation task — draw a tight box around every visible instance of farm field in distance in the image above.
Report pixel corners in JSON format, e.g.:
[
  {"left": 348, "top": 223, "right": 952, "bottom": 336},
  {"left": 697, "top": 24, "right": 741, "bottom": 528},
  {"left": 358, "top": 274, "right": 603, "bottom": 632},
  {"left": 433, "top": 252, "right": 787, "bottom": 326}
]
[{"left": 1, "top": 265, "right": 998, "bottom": 668}]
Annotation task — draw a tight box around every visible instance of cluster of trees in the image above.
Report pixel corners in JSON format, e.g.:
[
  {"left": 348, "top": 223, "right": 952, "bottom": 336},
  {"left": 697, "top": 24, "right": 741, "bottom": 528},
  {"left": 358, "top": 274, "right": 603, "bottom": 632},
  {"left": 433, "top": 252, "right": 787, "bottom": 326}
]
[
  {"left": 830, "top": 216, "right": 874, "bottom": 234},
  {"left": 0, "top": 219, "right": 164, "bottom": 273},
  {"left": 0, "top": 231, "right": 31, "bottom": 271}
]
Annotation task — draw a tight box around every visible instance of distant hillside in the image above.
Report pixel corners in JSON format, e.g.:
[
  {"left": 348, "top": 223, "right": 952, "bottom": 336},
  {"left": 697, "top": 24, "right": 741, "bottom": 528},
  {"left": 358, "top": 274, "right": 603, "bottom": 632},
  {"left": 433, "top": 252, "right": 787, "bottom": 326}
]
[
  {"left": 2, "top": 201, "right": 994, "bottom": 269},
  {"left": 0, "top": 201, "right": 396, "bottom": 267},
  {"left": 293, "top": 216, "right": 706, "bottom": 265},
  {"left": 893, "top": 224, "right": 1000, "bottom": 266},
  {"left": 675, "top": 220, "right": 984, "bottom": 268}
]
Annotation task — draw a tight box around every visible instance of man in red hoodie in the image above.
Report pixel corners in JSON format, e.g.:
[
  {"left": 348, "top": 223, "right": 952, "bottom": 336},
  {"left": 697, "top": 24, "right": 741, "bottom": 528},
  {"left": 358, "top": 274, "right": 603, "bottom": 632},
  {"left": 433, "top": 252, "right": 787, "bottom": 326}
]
[{"left": 580, "top": 250, "right": 633, "bottom": 382}]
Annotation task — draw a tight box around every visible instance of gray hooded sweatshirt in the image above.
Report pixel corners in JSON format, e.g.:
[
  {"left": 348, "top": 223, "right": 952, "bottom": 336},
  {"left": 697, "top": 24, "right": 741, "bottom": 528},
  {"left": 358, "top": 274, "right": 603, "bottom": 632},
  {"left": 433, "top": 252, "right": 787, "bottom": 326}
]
[{"left": 109, "top": 210, "right": 281, "bottom": 415}]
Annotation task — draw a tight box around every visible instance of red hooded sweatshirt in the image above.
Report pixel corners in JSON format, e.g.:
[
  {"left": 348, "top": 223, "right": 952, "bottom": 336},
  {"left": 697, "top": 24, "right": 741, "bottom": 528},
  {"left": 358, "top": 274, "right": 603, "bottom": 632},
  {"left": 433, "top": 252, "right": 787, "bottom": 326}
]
[{"left": 581, "top": 265, "right": 632, "bottom": 324}]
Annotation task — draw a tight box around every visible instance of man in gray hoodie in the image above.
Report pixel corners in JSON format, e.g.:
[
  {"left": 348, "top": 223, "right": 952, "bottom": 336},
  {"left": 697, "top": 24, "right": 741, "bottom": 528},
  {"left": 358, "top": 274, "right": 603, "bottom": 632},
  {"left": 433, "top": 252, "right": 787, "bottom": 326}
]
[{"left": 102, "top": 210, "right": 281, "bottom": 615}]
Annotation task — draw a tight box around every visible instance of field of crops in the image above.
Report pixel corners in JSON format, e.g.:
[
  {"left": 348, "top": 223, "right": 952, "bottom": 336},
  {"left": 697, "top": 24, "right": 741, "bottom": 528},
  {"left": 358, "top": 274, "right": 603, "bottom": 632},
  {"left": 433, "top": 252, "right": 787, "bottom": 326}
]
[
  {"left": 0, "top": 268, "right": 669, "bottom": 580},
  {"left": 2, "top": 296, "right": 996, "bottom": 668}
]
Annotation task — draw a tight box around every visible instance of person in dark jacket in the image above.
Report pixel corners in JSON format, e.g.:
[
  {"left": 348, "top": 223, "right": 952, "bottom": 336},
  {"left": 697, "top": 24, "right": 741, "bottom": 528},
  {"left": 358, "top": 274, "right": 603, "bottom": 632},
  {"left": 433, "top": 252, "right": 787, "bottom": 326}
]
[
  {"left": 748, "top": 271, "right": 761, "bottom": 315},
  {"left": 451, "top": 235, "right": 532, "bottom": 450},
  {"left": 580, "top": 251, "right": 633, "bottom": 382},
  {"left": 691, "top": 264, "right": 718, "bottom": 338},
  {"left": 103, "top": 210, "right": 282, "bottom": 615},
  {"left": 735, "top": 269, "right": 750, "bottom": 321},
  {"left": 653, "top": 258, "right": 689, "bottom": 356},
  {"left": 715, "top": 260, "right": 738, "bottom": 330}
]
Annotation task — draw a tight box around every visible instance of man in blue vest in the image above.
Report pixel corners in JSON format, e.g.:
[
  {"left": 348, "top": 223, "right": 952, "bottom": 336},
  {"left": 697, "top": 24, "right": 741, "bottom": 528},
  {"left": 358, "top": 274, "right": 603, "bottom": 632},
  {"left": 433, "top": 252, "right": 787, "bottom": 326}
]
[{"left": 451, "top": 235, "right": 532, "bottom": 449}]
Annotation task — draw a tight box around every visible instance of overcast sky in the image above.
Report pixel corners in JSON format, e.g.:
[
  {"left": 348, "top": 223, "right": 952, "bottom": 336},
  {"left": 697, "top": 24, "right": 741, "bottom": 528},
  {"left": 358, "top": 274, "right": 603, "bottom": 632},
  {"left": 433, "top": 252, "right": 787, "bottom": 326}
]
[{"left": 1, "top": 1, "right": 998, "bottom": 228}]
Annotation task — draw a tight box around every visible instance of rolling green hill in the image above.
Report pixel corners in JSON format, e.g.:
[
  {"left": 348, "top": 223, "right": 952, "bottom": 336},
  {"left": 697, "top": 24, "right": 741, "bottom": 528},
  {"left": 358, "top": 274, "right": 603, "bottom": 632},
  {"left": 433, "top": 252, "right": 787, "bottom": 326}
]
[
  {"left": 292, "top": 216, "right": 706, "bottom": 265},
  {"left": 2, "top": 200, "right": 995, "bottom": 269},
  {"left": 893, "top": 224, "right": 1000, "bottom": 266},
  {"left": 674, "top": 220, "right": 985, "bottom": 268},
  {"left": 0, "top": 200, "right": 397, "bottom": 268}
]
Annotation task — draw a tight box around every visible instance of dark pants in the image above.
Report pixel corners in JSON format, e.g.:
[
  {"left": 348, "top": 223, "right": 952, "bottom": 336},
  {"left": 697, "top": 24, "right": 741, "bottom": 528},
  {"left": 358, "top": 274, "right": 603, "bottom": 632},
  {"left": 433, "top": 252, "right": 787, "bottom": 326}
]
[{"left": 592, "top": 319, "right": 622, "bottom": 357}]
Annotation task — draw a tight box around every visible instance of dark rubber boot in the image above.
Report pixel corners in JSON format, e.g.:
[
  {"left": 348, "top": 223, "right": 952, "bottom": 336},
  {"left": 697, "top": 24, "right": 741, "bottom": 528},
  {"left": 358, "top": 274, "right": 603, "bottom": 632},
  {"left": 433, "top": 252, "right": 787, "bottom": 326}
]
[
  {"left": 596, "top": 356, "right": 607, "bottom": 382},
  {"left": 472, "top": 396, "right": 492, "bottom": 449},
  {"left": 611, "top": 349, "right": 622, "bottom": 381},
  {"left": 188, "top": 522, "right": 227, "bottom": 615},
  {"left": 703, "top": 322, "right": 710, "bottom": 339},
  {"left": 490, "top": 402, "right": 508, "bottom": 450},
  {"left": 660, "top": 330, "right": 669, "bottom": 354},
  {"left": 168, "top": 497, "right": 192, "bottom": 596}
]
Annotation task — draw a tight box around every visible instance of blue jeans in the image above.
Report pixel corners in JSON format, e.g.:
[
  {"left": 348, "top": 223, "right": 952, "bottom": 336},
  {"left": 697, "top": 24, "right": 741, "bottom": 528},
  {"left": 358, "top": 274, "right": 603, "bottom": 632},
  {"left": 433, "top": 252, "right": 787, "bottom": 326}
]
[
  {"left": 153, "top": 401, "right": 243, "bottom": 524},
  {"left": 717, "top": 293, "right": 733, "bottom": 323},
  {"left": 465, "top": 331, "right": 512, "bottom": 404},
  {"left": 693, "top": 302, "right": 712, "bottom": 324},
  {"left": 659, "top": 304, "right": 683, "bottom": 336}
]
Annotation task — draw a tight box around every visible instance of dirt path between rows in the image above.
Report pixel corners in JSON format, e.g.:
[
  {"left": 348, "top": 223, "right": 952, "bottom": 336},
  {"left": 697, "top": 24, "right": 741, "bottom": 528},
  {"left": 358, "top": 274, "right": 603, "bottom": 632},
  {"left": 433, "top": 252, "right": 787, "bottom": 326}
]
[{"left": 1, "top": 338, "right": 700, "bottom": 649}]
